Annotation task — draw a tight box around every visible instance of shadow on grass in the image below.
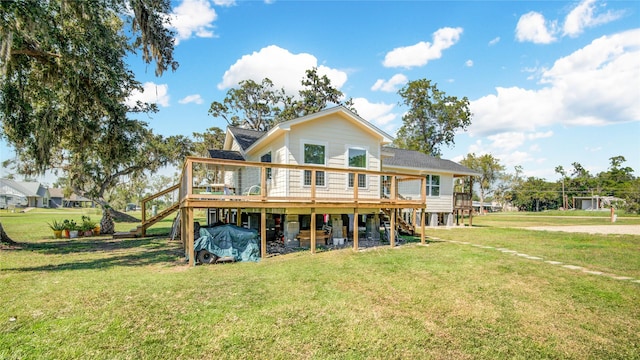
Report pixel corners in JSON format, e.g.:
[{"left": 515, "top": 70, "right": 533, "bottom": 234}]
[
  {"left": 14, "top": 237, "right": 164, "bottom": 255},
  {"left": 4, "top": 237, "right": 185, "bottom": 272}
]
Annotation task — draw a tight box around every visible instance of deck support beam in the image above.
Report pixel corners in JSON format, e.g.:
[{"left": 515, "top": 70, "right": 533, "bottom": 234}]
[
  {"left": 353, "top": 209, "right": 359, "bottom": 251},
  {"left": 260, "top": 208, "right": 267, "bottom": 258},
  {"left": 310, "top": 208, "right": 317, "bottom": 254},
  {"left": 420, "top": 208, "right": 426, "bottom": 244},
  {"left": 186, "top": 207, "right": 195, "bottom": 267},
  {"left": 390, "top": 208, "right": 396, "bottom": 247}
]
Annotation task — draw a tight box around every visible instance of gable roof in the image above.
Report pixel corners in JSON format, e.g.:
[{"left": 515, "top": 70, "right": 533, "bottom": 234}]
[
  {"left": 48, "top": 187, "right": 64, "bottom": 198},
  {"left": 243, "top": 106, "right": 394, "bottom": 154},
  {"left": 0, "top": 179, "right": 47, "bottom": 197},
  {"left": 208, "top": 149, "right": 246, "bottom": 161},
  {"left": 382, "top": 147, "right": 479, "bottom": 176},
  {"left": 227, "top": 127, "right": 266, "bottom": 151}
]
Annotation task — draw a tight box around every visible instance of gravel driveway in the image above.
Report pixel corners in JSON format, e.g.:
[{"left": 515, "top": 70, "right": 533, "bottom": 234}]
[{"left": 525, "top": 225, "right": 640, "bottom": 235}]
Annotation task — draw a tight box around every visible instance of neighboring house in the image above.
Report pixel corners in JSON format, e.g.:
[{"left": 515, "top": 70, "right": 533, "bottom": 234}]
[
  {"left": 48, "top": 188, "right": 95, "bottom": 208},
  {"left": 168, "top": 106, "right": 478, "bottom": 265},
  {"left": 48, "top": 187, "right": 65, "bottom": 208},
  {"left": 0, "top": 178, "right": 50, "bottom": 208},
  {"left": 573, "top": 196, "right": 624, "bottom": 210}
]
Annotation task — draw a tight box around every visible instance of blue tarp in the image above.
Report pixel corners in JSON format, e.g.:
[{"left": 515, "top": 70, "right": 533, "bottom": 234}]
[{"left": 194, "top": 224, "right": 261, "bottom": 262}]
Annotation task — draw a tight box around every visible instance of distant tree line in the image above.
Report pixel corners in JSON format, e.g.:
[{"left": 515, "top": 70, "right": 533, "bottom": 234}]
[{"left": 463, "top": 155, "right": 640, "bottom": 214}]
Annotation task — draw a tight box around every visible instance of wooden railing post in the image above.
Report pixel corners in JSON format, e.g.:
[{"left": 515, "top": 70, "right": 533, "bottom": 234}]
[
  {"left": 261, "top": 164, "right": 267, "bottom": 200},
  {"left": 391, "top": 176, "right": 397, "bottom": 202},
  {"left": 311, "top": 170, "right": 316, "bottom": 202},
  {"left": 353, "top": 172, "right": 359, "bottom": 202}
]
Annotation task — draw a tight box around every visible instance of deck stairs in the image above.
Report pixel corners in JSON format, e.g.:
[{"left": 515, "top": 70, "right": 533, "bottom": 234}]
[
  {"left": 113, "top": 184, "right": 180, "bottom": 239},
  {"left": 380, "top": 208, "right": 415, "bottom": 235}
]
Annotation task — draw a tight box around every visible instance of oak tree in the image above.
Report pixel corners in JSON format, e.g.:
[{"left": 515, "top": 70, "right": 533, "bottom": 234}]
[
  {"left": 0, "top": 0, "right": 180, "bottom": 241},
  {"left": 394, "top": 79, "right": 471, "bottom": 157}
]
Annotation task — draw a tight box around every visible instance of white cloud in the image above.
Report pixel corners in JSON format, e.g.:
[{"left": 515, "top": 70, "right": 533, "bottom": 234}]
[
  {"left": 467, "top": 139, "right": 535, "bottom": 169},
  {"left": 178, "top": 94, "right": 204, "bottom": 105},
  {"left": 488, "top": 37, "right": 501, "bottom": 46},
  {"left": 169, "top": 0, "right": 217, "bottom": 44},
  {"left": 515, "top": 11, "right": 557, "bottom": 44},
  {"left": 212, "top": 0, "right": 235, "bottom": 6},
  {"left": 218, "top": 45, "right": 348, "bottom": 95},
  {"left": 465, "top": 59, "right": 474, "bottom": 67},
  {"left": 516, "top": 1, "right": 623, "bottom": 44},
  {"left": 383, "top": 27, "right": 463, "bottom": 68},
  {"left": 351, "top": 98, "right": 397, "bottom": 130},
  {"left": 470, "top": 29, "right": 640, "bottom": 137},
  {"left": 371, "top": 74, "right": 408, "bottom": 92},
  {"left": 527, "top": 131, "right": 553, "bottom": 140},
  {"left": 126, "top": 82, "right": 170, "bottom": 108},
  {"left": 563, "top": 0, "right": 623, "bottom": 37}
]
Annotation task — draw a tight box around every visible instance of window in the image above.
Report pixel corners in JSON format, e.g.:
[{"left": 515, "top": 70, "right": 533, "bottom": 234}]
[
  {"left": 347, "top": 147, "right": 367, "bottom": 188},
  {"left": 303, "top": 143, "right": 325, "bottom": 186},
  {"left": 261, "top": 152, "right": 272, "bottom": 180},
  {"left": 426, "top": 175, "right": 440, "bottom": 196},
  {"left": 348, "top": 173, "right": 367, "bottom": 188}
]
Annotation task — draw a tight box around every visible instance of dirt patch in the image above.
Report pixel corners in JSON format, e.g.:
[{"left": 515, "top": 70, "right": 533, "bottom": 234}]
[{"left": 524, "top": 225, "right": 640, "bottom": 235}]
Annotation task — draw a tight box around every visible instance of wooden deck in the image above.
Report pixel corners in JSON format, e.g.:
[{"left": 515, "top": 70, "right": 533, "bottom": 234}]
[{"left": 173, "top": 157, "right": 430, "bottom": 266}]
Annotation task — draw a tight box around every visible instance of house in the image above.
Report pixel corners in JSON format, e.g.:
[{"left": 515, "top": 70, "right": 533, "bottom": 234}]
[
  {"left": 573, "top": 196, "right": 624, "bottom": 211},
  {"left": 0, "top": 179, "right": 50, "bottom": 208},
  {"left": 48, "top": 188, "right": 95, "bottom": 208},
  {"left": 145, "top": 106, "right": 477, "bottom": 265}
]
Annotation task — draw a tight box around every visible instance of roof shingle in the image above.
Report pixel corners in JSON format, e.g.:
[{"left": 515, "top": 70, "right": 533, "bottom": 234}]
[{"left": 382, "top": 147, "right": 479, "bottom": 176}]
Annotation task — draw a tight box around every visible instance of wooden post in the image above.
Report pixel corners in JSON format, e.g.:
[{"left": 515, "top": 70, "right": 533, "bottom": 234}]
[
  {"left": 141, "top": 200, "right": 147, "bottom": 237},
  {"left": 391, "top": 176, "right": 397, "bottom": 201},
  {"left": 311, "top": 170, "right": 316, "bottom": 203},
  {"left": 181, "top": 208, "right": 187, "bottom": 251},
  {"left": 261, "top": 164, "right": 267, "bottom": 201},
  {"left": 310, "top": 208, "right": 316, "bottom": 254},
  {"left": 420, "top": 208, "right": 426, "bottom": 244},
  {"left": 390, "top": 208, "right": 396, "bottom": 247},
  {"left": 187, "top": 207, "right": 195, "bottom": 267},
  {"left": 412, "top": 209, "right": 417, "bottom": 228},
  {"left": 353, "top": 209, "right": 359, "bottom": 251},
  {"left": 260, "top": 208, "right": 267, "bottom": 258},
  {"left": 236, "top": 207, "right": 242, "bottom": 227},
  {"left": 353, "top": 172, "right": 359, "bottom": 202}
]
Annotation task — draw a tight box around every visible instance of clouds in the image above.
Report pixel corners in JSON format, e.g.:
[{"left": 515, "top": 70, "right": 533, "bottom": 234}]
[
  {"left": 178, "top": 94, "right": 204, "bottom": 105},
  {"left": 383, "top": 27, "right": 463, "bottom": 69},
  {"left": 351, "top": 98, "right": 397, "bottom": 130},
  {"left": 126, "top": 82, "right": 170, "bottom": 108},
  {"left": 472, "top": 29, "right": 640, "bottom": 136},
  {"left": 516, "top": 12, "right": 558, "bottom": 44},
  {"left": 217, "top": 45, "right": 347, "bottom": 95},
  {"left": 371, "top": 74, "right": 408, "bottom": 93},
  {"left": 516, "top": 0, "right": 622, "bottom": 44},
  {"left": 563, "top": 0, "right": 623, "bottom": 37},
  {"left": 468, "top": 28, "right": 640, "bottom": 168},
  {"left": 168, "top": 0, "right": 218, "bottom": 44}
]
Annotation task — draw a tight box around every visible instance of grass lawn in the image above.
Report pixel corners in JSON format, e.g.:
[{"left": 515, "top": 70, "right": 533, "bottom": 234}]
[{"left": 1, "top": 210, "right": 639, "bottom": 359}]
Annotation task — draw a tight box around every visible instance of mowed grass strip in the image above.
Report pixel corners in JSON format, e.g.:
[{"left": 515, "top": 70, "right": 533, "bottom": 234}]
[{"left": 1, "top": 231, "right": 639, "bottom": 359}]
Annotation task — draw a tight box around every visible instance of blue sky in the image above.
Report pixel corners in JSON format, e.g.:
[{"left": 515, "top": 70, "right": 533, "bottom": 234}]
[{"left": 2, "top": 0, "right": 639, "bottom": 183}]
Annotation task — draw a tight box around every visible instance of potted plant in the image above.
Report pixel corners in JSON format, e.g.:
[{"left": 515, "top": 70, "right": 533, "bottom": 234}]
[
  {"left": 48, "top": 220, "right": 65, "bottom": 239},
  {"left": 81, "top": 216, "right": 97, "bottom": 237},
  {"left": 66, "top": 219, "right": 79, "bottom": 239},
  {"left": 62, "top": 219, "right": 72, "bottom": 238}
]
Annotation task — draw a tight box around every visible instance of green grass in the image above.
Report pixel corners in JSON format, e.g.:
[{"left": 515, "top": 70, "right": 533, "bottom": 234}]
[{"left": 1, "top": 211, "right": 639, "bottom": 359}]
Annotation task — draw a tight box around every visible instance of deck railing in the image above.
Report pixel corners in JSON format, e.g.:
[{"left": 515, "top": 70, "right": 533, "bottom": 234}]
[{"left": 178, "top": 157, "right": 427, "bottom": 208}]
